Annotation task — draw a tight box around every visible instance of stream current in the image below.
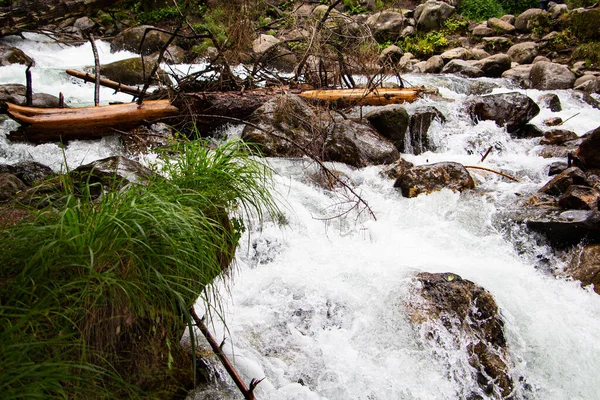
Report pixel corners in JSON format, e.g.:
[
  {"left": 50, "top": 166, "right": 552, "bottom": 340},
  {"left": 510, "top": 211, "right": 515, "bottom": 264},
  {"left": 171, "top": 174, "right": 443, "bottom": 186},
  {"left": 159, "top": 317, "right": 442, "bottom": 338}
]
[{"left": 2, "top": 34, "right": 600, "bottom": 400}]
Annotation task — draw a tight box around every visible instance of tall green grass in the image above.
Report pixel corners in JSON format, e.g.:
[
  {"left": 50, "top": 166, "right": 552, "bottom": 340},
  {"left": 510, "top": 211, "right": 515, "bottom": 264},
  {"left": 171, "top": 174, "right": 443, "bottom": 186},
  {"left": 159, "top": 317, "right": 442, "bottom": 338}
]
[{"left": 0, "top": 138, "right": 278, "bottom": 398}]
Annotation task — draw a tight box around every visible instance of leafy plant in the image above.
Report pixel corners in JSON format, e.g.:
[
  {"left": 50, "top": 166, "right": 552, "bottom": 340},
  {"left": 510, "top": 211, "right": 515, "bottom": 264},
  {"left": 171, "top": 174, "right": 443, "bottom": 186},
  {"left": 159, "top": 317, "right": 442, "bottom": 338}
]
[
  {"left": 0, "top": 138, "right": 278, "bottom": 398},
  {"left": 399, "top": 31, "right": 450, "bottom": 57},
  {"left": 573, "top": 42, "right": 600, "bottom": 66},
  {"left": 343, "top": 0, "right": 368, "bottom": 14}
]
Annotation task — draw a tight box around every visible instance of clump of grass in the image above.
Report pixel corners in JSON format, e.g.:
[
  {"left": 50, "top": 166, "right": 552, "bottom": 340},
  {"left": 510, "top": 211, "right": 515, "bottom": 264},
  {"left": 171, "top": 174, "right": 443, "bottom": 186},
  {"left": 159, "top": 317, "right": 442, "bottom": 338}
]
[{"left": 0, "top": 138, "right": 278, "bottom": 398}]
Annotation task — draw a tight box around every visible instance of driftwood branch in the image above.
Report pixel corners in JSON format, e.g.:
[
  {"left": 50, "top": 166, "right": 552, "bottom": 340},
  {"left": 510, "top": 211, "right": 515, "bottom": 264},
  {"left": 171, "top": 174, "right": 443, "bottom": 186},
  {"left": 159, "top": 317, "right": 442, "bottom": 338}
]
[
  {"left": 465, "top": 165, "right": 520, "bottom": 182},
  {"left": 66, "top": 69, "right": 143, "bottom": 97},
  {"left": 189, "top": 308, "right": 260, "bottom": 400},
  {"left": 138, "top": 26, "right": 180, "bottom": 104}
]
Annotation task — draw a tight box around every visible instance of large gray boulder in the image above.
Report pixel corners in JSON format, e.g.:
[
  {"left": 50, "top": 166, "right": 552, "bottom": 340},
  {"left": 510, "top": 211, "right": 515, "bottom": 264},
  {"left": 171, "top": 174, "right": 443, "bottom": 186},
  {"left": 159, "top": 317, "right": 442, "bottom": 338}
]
[
  {"left": 501, "top": 64, "right": 533, "bottom": 88},
  {"left": 99, "top": 57, "right": 169, "bottom": 85},
  {"left": 514, "top": 8, "right": 548, "bottom": 33},
  {"left": 487, "top": 17, "right": 515, "bottom": 34},
  {"left": 441, "top": 59, "right": 483, "bottom": 77},
  {"left": 575, "top": 126, "right": 600, "bottom": 170},
  {"left": 364, "top": 104, "right": 410, "bottom": 152},
  {"left": 366, "top": 10, "right": 408, "bottom": 42},
  {"left": 0, "top": 44, "right": 34, "bottom": 67},
  {"left": 440, "top": 47, "right": 472, "bottom": 62},
  {"left": 0, "top": 84, "right": 61, "bottom": 108},
  {"left": 394, "top": 162, "right": 475, "bottom": 197},
  {"left": 415, "top": 55, "right": 444, "bottom": 73},
  {"left": 242, "top": 94, "right": 398, "bottom": 168},
  {"left": 507, "top": 41, "right": 538, "bottom": 64},
  {"left": 471, "top": 54, "right": 511, "bottom": 78},
  {"left": 111, "top": 25, "right": 173, "bottom": 55},
  {"left": 530, "top": 61, "right": 576, "bottom": 90},
  {"left": 414, "top": 0, "right": 455, "bottom": 32},
  {"left": 465, "top": 92, "right": 540, "bottom": 135}
]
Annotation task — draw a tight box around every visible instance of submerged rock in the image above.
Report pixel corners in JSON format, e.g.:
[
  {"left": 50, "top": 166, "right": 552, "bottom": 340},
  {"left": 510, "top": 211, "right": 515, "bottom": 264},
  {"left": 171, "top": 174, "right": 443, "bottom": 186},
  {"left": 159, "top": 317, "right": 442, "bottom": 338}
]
[
  {"left": 465, "top": 92, "right": 540, "bottom": 135},
  {"left": 393, "top": 162, "right": 475, "bottom": 198},
  {"left": 408, "top": 106, "right": 445, "bottom": 154},
  {"left": 407, "top": 272, "right": 515, "bottom": 399}
]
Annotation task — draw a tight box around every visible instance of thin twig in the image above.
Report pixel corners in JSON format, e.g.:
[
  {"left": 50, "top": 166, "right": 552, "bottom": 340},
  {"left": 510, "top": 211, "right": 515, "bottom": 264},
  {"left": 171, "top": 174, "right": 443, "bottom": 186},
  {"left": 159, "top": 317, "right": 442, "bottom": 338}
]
[
  {"left": 465, "top": 165, "right": 520, "bottom": 182},
  {"left": 558, "top": 112, "right": 580, "bottom": 126},
  {"left": 480, "top": 146, "right": 493, "bottom": 163},
  {"left": 89, "top": 34, "right": 101, "bottom": 106},
  {"left": 189, "top": 308, "right": 260, "bottom": 400}
]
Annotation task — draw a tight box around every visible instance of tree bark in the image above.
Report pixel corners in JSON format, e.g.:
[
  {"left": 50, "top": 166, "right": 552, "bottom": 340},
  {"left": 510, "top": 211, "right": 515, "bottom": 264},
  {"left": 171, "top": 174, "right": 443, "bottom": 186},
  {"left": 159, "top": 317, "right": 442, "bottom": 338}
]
[{"left": 0, "top": 0, "right": 123, "bottom": 37}]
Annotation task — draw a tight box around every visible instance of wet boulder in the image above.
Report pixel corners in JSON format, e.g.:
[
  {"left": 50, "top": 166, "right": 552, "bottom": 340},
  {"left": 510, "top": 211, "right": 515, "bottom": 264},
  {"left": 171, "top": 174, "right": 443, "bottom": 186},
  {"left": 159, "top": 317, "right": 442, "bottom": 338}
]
[
  {"left": 558, "top": 185, "right": 600, "bottom": 210},
  {"left": 564, "top": 244, "right": 600, "bottom": 295},
  {"left": 415, "top": 55, "right": 444, "bottom": 73},
  {"left": 0, "top": 84, "right": 61, "bottom": 107},
  {"left": 540, "top": 129, "right": 579, "bottom": 145},
  {"left": 110, "top": 25, "right": 174, "bottom": 55},
  {"left": 537, "top": 93, "right": 562, "bottom": 112},
  {"left": 575, "top": 126, "right": 600, "bottom": 170},
  {"left": 381, "top": 157, "right": 415, "bottom": 180},
  {"left": 525, "top": 208, "right": 600, "bottom": 247},
  {"left": 465, "top": 92, "right": 540, "bottom": 134},
  {"left": 440, "top": 47, "right": 472, "bottom": 62},
  {"left": 364, "top": 104, "right": 410, "bottom": 152},
  {"left": 0, "top": 161, "right": 54, "bottom": 186},
  {"left": 0, "top": 44, "right": 34, "bottom": 67},
  {"left": 538, "top": 167, "right": 587, "bottom": 196},
  {"left": 408, "top": 106, "right": 445, "bottom": 155},
  {"left": 393, "top": 162, "right": 475, "bottom": 198},
  {"left": 242, "top": 94, "right": 398, "bottom": 168},
  {"left": 379, "top": 44, "right": 404, "bottom": 67},
  {"left": 414, "top": 0, "right": 455, "bottom": 32},
  {"left": 407, "top": 272, "right": 514, "bottom": 399},
  {"left": 530, "top": 61, "right": 576, "bottom": 90}
]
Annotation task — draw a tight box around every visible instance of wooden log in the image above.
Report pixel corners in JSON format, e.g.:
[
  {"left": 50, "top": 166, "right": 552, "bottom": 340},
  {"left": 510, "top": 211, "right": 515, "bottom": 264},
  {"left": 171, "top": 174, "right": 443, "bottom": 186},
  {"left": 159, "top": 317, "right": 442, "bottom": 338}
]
[
  {"left": 66, "top": 69, "right": 143, "bottom": 97},
  {"left": 4, "top": 100, "right": 180, "bottom": 142},
  {"left": 298, "top": 87, "right": 425, "bottom": 106}
]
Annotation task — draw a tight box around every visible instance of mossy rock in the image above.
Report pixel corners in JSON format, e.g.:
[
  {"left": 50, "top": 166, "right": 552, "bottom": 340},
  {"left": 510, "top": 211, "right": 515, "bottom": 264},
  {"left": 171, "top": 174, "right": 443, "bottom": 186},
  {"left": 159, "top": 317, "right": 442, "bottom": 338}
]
[
  {"left": 569, "top": 8, "right": 600, "bottom": 41},
  {"left": 99, "top": 57, "right": 171, "bottom": 86}
]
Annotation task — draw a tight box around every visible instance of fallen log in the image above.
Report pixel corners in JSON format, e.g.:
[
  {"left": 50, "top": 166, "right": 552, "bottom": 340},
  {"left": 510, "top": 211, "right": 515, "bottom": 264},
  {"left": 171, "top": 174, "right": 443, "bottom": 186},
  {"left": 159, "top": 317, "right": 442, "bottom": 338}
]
[
  {"left": 3, "top": 100, "right": 180, "bottom": 142},
  {"left": 298, "top": 87, "right": 429, "bottom": 106}
]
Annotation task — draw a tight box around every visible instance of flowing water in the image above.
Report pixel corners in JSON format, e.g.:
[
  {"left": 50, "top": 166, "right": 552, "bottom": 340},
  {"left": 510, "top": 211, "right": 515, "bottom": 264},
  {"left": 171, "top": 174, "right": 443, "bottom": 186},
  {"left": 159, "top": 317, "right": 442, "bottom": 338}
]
[{"left": 2, "top": 34, "right": 600, "bottom": 400}]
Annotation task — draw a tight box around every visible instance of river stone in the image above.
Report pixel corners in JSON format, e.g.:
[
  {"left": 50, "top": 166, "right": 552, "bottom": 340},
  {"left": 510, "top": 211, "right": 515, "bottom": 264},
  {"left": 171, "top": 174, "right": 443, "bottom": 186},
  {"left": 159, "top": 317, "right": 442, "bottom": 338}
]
[
  {"left": 252, "top": 34, "right": 296, "bottom": 72},
  {"left": 73, "top": 16, "right": 97, "bottom": 34},
  {"left": 472, "top": 54, "right": 511, "bottom": 78},
  {"left": 558, "top": 185, "right": 600, "bottom": 210},
  {"left": 407, "top": 272, "right": 514, "bottom": 398},
  {"left": 408, "top": 106, "right": 445, "bottom": 155},
  {"left": 71, "top": 156, "right": 155, "bottom": 195},
  {"left": 381, "top": 157, "right": 415, "bottom": 180},
  {"left": 514, "top": 8, "right": 548, "bottom": 33},
  {"left": 501, "top": 65, "right": 533, "bottom": 88},
  {"left": 393, "top": 162, "right": 475, "bottom": 198},
  {"left": 525, "top": 208, "right": 600, "bottom": 247},
  {"left": 416, "top": 55, "right": 444, "bottom": 73},
  {"left": 530, "top": 61, "right": 576, "bottom": 90},
  {"left": 110, "top": 25, "right": 173, "bottom": 55},
  {"left": 0, "top": 173, "right": 26, "bottom": 202},
  {"left": 364, "top": 104, "right": 410, "bottom": 152},
  {"left": 325, "top": 119, "right": 399, "bottom": 168},
  {"left": 366, "top": 10, "right": 407, "bottom": 42},
  {"left": 0, "top": 44, "right": 34, "bottom": 67},
  {"left": 379, "top": 44, "right": 404, "bottom": 67},
  {"left": 537, "top": 93, "right": 562, "bottom": 112},
  {"left": 548, "top": 161, "right": 568, "bottom": 176},
  {"left": 564, "top": 244, "right": 600, "bottom": 294},
  {"left": 487, "top": 17, "right": 515, "bottom": 34},
  {"left": 575, "top": 126, "right": 600, "bottom": 170},
  {"left": 472, "top": 24, "right": 494, "bottom": 37},
  {"left": 465, "top": 92, "right": 540, "bottom": 134},
  {"left": 0, "top": 161, "right": 54, "bottom": 186},
  {"left": 150, "top": 44, "right": 186, "bottom": 64},
  {"left": 440, "top": 47, "right": 472, "bottom": 62},
  {"left": 574, "top": 76, "right": 600, "bottom": 94},
  {"left": 540, "top": 129, "right": 578, "bottom": 145},
  {"left": 99, "top": 57, "right": 169, "bottom": 85},
  {"left": 539, "top": 167, "right": 587, "bottom": 196},
  {"left": 414, "top": 0, "right": 455, "bottom": 32},
  {"left": 481, "top": 36, "right": 512, "bottom": 52},
  {"left": 507, "top": 41, "right": 538, "bottom": 64},
  {"left": 441, "top": 59, "right": 483, "bottom": 78}
]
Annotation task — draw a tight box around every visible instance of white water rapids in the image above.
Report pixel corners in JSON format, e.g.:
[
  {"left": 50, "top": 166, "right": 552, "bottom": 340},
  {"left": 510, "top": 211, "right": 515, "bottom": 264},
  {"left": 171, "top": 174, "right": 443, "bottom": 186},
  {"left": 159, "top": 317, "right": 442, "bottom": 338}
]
[{"left": 2, "top": 34, "right": 600, "bottom": 400}]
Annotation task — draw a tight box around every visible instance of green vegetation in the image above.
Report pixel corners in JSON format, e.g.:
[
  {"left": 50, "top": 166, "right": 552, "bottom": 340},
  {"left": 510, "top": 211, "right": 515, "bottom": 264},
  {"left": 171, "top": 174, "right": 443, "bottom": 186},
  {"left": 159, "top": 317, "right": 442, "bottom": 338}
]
[
  {"left": 398, "top": 31, "right": 450, "bottom": 57},
  {"left": 457, "top": 0, "right": 505, "bottom": 21},
  {"left": 0, "top": 138, "right": 278, "bottom": 398},
  {"left": 573, "top": 42, "right": 600, "bottom": 66},
  {"left": 343, "top": 0, "right": 368, "bottom": 15}
]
